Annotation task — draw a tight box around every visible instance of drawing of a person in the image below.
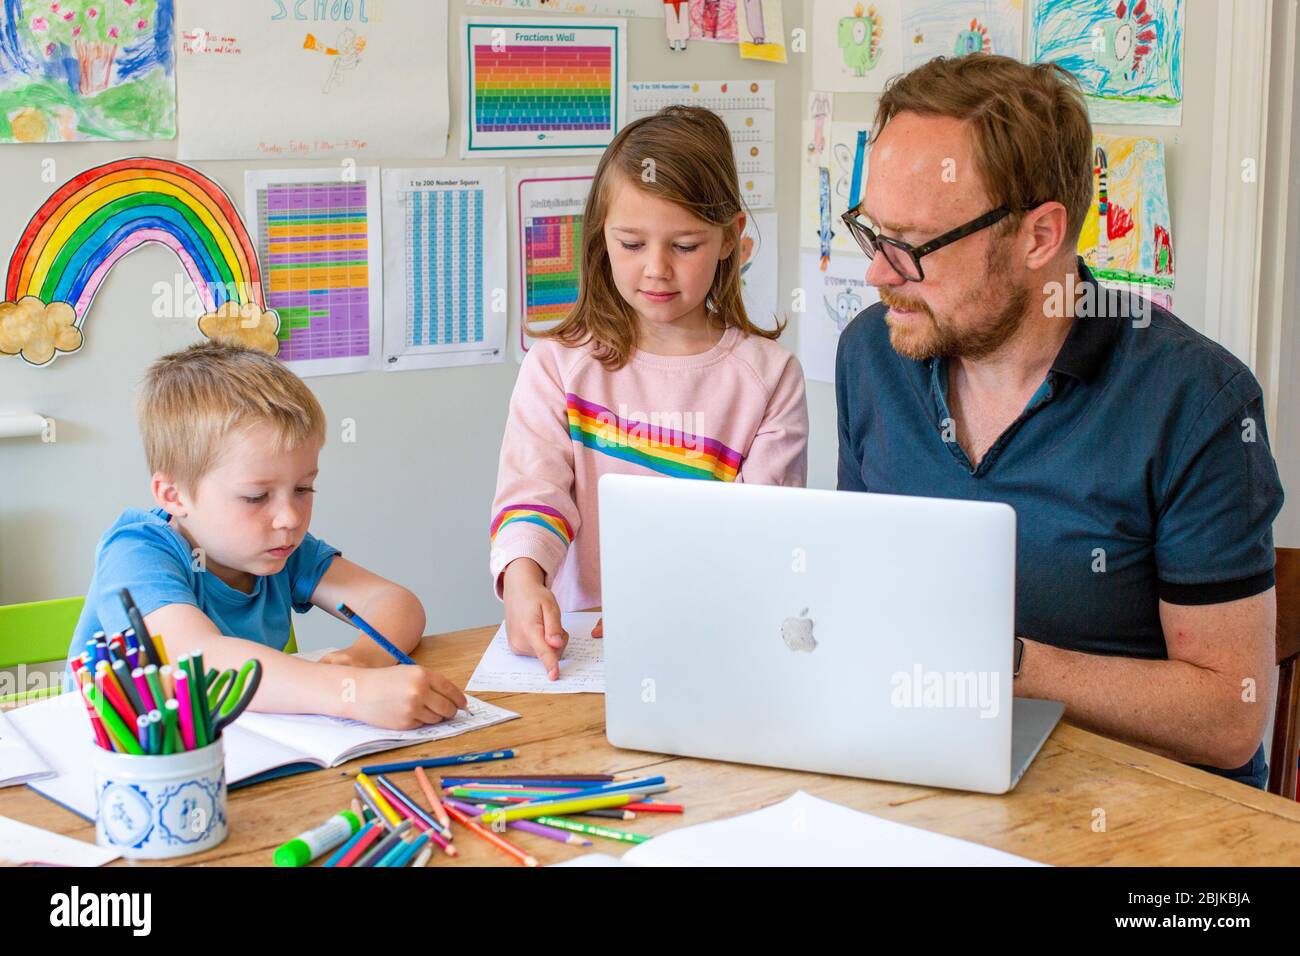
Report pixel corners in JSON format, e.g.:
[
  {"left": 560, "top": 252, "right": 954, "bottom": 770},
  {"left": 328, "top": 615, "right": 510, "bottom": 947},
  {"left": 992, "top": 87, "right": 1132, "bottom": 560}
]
[
  {"left": 701, "top": 0, "right": 720, "bottom": 39},
  {"left": 743, "top": 0, "right": 765, "bottom": 44},
  {"left": 664, "top": 0, "right": 690, "bottom": 51},
  {"left": 323, "top": 29, "right": 366, "bottom": 94}
]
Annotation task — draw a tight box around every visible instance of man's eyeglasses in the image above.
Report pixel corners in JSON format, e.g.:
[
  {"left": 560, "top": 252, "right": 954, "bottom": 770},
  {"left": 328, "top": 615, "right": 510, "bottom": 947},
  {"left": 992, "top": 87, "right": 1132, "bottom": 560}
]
[{"left": 839, "top": 203, "right": 1012, "bottom": 282}]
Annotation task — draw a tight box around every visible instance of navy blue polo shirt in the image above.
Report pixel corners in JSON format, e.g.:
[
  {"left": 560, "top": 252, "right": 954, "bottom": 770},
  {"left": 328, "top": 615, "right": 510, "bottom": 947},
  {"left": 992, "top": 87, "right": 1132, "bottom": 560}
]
[{"left": 835, "top": 259, "right": 1284, "bottom": 788}]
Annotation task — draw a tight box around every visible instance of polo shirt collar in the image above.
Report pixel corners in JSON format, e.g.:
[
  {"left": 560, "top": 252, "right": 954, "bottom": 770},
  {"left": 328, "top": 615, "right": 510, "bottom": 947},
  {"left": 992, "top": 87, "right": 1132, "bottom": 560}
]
[{"left": 1049, "top": 258, "right": 1122, "bottom": 384}]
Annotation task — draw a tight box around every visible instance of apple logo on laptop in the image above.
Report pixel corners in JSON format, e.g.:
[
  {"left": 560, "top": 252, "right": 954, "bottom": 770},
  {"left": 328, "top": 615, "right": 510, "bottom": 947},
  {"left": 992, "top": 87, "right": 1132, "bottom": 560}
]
[{"left": 780, "top": 609, "right": 817, "bottom": 653}]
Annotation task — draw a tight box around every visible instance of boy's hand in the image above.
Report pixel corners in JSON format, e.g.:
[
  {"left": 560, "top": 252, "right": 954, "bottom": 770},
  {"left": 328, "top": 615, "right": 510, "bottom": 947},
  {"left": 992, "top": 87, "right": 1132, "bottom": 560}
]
[
  {"left": 502, "top": 558, "right": 568, "bottom": 680},
  {"left": 593, "top": 617, "right": 603, "bottom": 638},
  {"left": 344, "top": 665, "right": 467, "bottom": 730}
]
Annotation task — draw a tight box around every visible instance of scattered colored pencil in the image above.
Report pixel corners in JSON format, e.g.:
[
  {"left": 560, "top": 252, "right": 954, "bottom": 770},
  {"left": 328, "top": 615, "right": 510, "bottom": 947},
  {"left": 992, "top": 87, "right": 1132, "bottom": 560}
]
[{"left": 444, "top": 801, "right": 538, "bottom": 867}]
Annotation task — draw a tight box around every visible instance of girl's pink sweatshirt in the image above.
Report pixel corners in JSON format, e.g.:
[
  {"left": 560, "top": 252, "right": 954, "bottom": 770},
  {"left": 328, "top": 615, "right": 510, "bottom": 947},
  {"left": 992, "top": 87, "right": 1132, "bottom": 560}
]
[{"left": 489, "top": 325, "right": 809, "bottom": 611}]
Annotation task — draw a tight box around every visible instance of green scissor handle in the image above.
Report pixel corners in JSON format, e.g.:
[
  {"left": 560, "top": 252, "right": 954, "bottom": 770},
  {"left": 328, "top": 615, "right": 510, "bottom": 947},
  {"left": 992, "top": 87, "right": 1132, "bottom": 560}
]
[
  {"left": 207, "top": 669, "right": 236, "bottom": 712},
  {"left": 213, "top": 659, "right": 262, "bottom": 736}
]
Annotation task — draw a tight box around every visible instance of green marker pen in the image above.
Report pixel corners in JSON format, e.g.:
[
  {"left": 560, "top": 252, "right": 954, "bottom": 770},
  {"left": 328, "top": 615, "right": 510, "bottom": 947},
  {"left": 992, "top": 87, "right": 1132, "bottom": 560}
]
[{"left": 274, "top": 810, "right": 362, "bottom": 867}]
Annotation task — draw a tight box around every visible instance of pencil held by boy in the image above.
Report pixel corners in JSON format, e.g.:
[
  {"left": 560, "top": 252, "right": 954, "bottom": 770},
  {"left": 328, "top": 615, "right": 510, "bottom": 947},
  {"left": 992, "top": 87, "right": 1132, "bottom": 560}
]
[
  {"left": 65, "top": 341, "right": 466, "bottom": 729},
  {"left": 490, "top": 105, "right": 810, "bottom": 678}
]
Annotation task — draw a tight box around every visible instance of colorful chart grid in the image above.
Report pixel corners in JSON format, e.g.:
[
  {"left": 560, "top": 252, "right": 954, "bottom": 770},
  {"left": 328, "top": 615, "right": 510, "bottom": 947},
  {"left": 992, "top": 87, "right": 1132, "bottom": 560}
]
[
  {"left": 524, "top": 214, "right": 583, "bottom": 326},
  {"left": 405, "top": 188, "right": 485, "bottom": 346},
  {"left": 472, "top": 44, "right": 613, "bottom": 133},
  {"left": 256, "top": 182, "right": 371, "bottom": 361}
]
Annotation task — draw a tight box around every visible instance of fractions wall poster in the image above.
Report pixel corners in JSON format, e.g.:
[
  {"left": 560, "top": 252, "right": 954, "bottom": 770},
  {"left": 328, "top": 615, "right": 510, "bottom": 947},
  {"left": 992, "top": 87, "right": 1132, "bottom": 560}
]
[
  {"left": 1031, "top": 0, "right": 1184, "bottom": 125},
  {"left": 514, "top": 166, "right": 596, "bottom": 360},
  {"left": 0, "top": 0, "right": 176, "bottom": 143},
  {"left": 380, "top": 168, "right": 508, "bottom": 372},
  {"left": 798, "top": 250, "right": 879, "bottom": 384},
  {"left": 245, "top": 168, "right": 383, "bottom": 378},
  {"left": 741, "top": 211, "right": 781, "bottom": 331},
  {"left": 461, "top": 17, "right": 628, "bottom": 159},
  {"left": 467, "top": 0, "right": 664, "bottom": 15},
  {"left": 177, "top": 0, "right": 450, "bottom": 160},
  {"left": 629, "top": 80, "right": 776, "bottom": 209},
  {"left": 1079, "top": 134, "right": 1175, "bottom": 308}
]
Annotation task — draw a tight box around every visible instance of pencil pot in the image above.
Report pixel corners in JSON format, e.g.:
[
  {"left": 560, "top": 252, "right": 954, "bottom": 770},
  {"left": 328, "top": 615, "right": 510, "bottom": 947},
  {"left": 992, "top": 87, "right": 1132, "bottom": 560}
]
[{"left": 92, "top": 738, "right": 228, "bottom": 859}]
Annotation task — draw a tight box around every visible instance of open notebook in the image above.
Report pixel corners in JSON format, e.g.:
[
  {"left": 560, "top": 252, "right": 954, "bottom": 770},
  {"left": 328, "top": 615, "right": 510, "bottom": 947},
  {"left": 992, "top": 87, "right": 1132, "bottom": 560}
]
[
  {"left": 552, "top": 791, "right": 1046, "bottom": 867},
  {"left": 10, "top": 688, "right": 519, "bottom": 822},
  {"left": 0, "top": 707, "right": 54, "bottom": 788}
]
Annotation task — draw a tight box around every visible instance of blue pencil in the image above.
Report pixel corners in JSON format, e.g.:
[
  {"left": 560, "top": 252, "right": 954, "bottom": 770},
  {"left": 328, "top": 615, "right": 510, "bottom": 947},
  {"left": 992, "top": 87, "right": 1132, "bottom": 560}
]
[
  {"left": 358, "top": 750, "right": 515, "bottom": 775},
  {"left": 325, "top": 820, "right": 377, "bottom": 867},
  {"left": 335, "top": 603, "right": 416, "bottom": 665},
  {"left": 499, "top": 776, "right": 668, "bottom": 809},
  {"left": 390, "top": 833, "right": 429, "bottom": 868}
]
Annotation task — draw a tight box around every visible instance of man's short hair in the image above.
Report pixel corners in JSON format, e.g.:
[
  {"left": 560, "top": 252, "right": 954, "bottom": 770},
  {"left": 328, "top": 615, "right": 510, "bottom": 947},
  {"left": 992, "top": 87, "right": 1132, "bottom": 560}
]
[{"left": 873, "top": 55, "right": 1094, "bottom": 242}]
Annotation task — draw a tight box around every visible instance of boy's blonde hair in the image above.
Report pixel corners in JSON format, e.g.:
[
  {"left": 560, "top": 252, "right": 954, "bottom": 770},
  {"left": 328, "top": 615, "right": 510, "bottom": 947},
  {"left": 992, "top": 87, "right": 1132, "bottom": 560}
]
[
  {"left": 139, "top": 341, "right": 325, "bottom": 489},
  {"left": 534, "top": 104, "right": 785, "bottom": 370}
]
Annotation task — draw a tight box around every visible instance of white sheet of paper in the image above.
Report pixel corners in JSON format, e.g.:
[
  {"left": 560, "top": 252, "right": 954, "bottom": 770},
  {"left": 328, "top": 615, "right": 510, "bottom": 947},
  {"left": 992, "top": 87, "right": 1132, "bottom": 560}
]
[
  {"left": 0, "top": 708, "right": 53, "bottom": 787},
  {"left": 467, "top": 611, "right": 604, "bottom": 694},
  {"left": 0, "top": 816, "right": 119, "bottom": 866},
  {"left": 601, "top": 791, "right": 1047, "bottom": 866}
]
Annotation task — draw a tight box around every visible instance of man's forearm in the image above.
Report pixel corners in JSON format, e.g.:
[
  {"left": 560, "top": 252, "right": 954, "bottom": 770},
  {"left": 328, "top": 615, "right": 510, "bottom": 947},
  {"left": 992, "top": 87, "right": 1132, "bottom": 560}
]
[{"left": 1014, "top": 638, "right": 1267, "bottom": 769}]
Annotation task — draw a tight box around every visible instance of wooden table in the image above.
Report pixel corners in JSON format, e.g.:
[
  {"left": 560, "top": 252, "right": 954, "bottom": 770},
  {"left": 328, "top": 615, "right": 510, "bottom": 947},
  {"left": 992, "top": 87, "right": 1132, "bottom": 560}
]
[{"left": 6, "top": 624, "right": 1300, "bottom": 866}]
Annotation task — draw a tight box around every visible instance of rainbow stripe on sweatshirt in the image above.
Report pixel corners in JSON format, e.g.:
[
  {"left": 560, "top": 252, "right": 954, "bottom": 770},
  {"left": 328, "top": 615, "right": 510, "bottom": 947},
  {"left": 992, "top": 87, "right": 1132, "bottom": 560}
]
[
  {"left": 490, "top": 503, "right": 574, "bottom": 546},
  {"left": 565, "top": 393, "right": 741, "bottom": 481}
]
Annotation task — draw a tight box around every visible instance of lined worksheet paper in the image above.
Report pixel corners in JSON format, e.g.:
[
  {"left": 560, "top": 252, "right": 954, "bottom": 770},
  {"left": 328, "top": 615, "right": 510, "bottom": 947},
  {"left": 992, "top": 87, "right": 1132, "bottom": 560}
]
[{"left": 467, "top": 611, "right": 604, "bottom": 694}]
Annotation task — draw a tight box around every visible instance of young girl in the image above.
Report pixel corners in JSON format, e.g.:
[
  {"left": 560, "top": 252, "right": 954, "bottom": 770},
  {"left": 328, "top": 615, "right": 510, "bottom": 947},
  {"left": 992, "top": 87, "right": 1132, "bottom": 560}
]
[{"left": 490, "top": 105, "right": 809, "bottom": 679}]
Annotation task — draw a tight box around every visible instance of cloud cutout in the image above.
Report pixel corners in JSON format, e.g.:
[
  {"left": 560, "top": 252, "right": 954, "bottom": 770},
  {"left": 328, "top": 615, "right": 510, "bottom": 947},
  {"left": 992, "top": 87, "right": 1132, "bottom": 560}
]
[
  {"left": 198, "top": 302, "right": 281, "bottom": 356},
  {"left": 0, "top": 297, "right": 82, "bottom": 366}
]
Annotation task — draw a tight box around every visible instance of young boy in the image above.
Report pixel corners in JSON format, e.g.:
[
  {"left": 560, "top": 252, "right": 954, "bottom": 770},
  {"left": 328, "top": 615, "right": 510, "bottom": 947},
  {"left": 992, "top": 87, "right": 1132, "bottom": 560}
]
[{"left": 64, "top": 341, "right": 466, "bottom": 729}]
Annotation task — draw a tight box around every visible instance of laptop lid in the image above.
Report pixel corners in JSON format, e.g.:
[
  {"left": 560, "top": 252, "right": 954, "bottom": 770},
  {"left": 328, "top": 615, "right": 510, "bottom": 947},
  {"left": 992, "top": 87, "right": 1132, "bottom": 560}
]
[{"left": 599, "top": 474, "right": 1019, "bottom": 793}]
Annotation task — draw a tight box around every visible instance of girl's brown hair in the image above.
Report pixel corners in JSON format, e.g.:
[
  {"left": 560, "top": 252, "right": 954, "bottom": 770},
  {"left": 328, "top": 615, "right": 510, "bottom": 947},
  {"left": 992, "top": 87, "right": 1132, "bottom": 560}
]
[{"left": 533, "top": 104, "right": 785, "bottom": 369}]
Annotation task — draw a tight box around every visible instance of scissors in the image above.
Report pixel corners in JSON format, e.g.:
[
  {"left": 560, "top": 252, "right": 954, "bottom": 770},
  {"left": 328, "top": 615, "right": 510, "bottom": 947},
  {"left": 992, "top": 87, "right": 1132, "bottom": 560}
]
[{"left": 211, "top": 659, "right": 262, "bottom": 736}]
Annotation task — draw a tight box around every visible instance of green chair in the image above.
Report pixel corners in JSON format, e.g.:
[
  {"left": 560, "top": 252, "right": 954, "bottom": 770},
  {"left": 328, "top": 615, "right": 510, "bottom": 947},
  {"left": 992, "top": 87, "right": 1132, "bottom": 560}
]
[
  {"left": 0, "top": 595, "right": 297, "bottom": 707},
  {"left": 0, "top": 596, "right": 83, "bottom": 707}
]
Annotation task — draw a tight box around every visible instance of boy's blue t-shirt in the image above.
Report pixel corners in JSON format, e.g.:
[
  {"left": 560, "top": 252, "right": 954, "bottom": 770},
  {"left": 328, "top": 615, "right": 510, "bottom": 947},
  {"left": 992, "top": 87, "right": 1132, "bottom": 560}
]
[{"left": 64, "top": 507, "right": 340, "bottom": 685}]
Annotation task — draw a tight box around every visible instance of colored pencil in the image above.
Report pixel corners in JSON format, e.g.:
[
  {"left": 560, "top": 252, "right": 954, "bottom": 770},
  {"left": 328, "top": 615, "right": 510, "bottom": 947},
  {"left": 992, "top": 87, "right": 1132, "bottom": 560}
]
[
  {"left": 131, "top": 667, "right": 157, "bottom": 712},
  {"left": 80, "top": 679, "right": 143, "bottom": 755},
  {"left": 325, "top": 820, "right": 377, "bottom": 867},
  {"left": 374, "top": 776, "right": 451, "bottom": 841},
  {"left": 356, "top": 820, "right": 411, "bottom": 867},
  {"left": 71, "top": 665, "right": 112, "bottom": 751},
  {"left": 333, "top": 822, "right": 384, "bottom": 868},
  {"left": 358, "top": 750, "right": 515, "bottom": 775},
  {"left": 355, "top": 773, "right": 403, "bottom": 827},
  {"left": 187, "top": 652, "right": 211, "bottom": 748},
  {"left": 481, "top": 793, "right": 641, "bottom": 825},
  {"left": 112, "top": 659, "right": 146, "bottom": 717},
  {"left": 439, "top": 780, "right": 616, "bottom": 785},
  {"left": 533, "top": 815, "right": 650, "bottom": 844},
  {"left": 174, "top": 668, "right": 196, "bottom": 751},
  {"left": 335, "top": 603, "right": 417, "bottom": 664},
  {"left": 444, "top": 798, "right": 590, "bottom": 846},
  {"left": 414, "top": 766, "right": 451, "bottom": 830},
  {"left": 444, "top": 801, "right": 538, "bottom": 867},
  {"left": 353, "top": 781, "right": 389, "bottom": 827}
]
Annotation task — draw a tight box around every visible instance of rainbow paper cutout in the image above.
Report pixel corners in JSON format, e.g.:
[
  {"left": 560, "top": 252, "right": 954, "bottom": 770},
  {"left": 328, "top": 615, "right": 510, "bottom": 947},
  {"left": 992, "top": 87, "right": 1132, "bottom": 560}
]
[{"left": 1, "top": 157, "right": 278, "bottom": 368}]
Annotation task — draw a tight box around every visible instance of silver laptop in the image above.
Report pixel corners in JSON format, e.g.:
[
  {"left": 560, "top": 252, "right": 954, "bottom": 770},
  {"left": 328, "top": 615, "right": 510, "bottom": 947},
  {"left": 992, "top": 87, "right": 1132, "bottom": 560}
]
[{"left": 598, "top": 475, "right": 1063, "bottom": 794}]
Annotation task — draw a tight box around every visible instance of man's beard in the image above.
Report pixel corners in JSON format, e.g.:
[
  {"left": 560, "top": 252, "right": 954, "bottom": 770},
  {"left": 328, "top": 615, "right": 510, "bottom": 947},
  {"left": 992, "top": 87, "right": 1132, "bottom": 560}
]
[{"left": 880, "top": 245, "right": 1032, "bottom": 361}]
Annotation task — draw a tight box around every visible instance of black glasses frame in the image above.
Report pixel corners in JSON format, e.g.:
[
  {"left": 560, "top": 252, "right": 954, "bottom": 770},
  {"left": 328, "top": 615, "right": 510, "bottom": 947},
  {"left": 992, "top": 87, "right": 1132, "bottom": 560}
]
[{"left": 839, "top": 203, "right": 1012, "bottom": 281}]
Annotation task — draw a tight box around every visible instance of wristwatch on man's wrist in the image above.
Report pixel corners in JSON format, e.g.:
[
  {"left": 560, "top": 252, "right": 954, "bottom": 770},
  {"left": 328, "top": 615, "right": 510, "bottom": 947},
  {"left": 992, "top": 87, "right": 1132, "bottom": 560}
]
[{"left": 1013, "top": 637, "right": 1025, "bottom": 677}]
